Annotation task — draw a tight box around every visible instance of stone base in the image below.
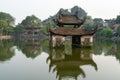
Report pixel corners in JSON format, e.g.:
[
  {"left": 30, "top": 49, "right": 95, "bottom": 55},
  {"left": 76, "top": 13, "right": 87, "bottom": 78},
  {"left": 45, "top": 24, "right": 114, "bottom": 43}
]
[{"left": 50, "top": 35, "right": 65, "bottom": 48}]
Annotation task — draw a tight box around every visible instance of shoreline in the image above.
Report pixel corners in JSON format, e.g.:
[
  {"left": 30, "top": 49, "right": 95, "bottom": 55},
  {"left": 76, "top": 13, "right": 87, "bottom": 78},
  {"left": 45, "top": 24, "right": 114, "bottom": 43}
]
[
  {"left": 94, "top": 36, "right": 120, "bottom": 42},
  {"left": 0, "top": 35, "right": 13, "bottom": 40}
]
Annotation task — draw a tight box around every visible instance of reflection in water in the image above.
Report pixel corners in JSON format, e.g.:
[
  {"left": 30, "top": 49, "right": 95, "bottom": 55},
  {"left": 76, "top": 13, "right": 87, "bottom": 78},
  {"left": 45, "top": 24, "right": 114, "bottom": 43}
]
[
  {"left": 106, "top": 42, "right": 120, "bottom": 62},
  {"left": 47, "top": 47, "right": 97, "bottom": 80},
  {"left": 1, "top": 39, "right": 120, "bottom": 80},
  {"left": 94, "top": 40, "right": 120, "bottom": 62},
  {"left": 93, "top": 40, "right": 114, "bottom": 55},
  {"left": 15, "top": 38, "right": 42, "bottom": 59},
  {"left": 0, "top": 38, "right": 50, "bottom": 61},
  {"left": 0, "top": 39, "right": 15, "bottom": 62}
]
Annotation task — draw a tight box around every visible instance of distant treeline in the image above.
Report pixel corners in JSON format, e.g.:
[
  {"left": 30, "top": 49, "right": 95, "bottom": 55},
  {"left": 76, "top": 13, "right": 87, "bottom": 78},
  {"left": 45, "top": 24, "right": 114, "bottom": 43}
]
[{"left": 1, "top": 6, "right": 120, "bottom": 39}]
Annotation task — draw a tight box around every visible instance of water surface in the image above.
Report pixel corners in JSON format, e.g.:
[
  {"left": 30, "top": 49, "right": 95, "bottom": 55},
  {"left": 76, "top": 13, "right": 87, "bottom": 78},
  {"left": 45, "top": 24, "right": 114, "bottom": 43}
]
[{"left": 0, "top": 39, "right": 120, "bottom": 80}]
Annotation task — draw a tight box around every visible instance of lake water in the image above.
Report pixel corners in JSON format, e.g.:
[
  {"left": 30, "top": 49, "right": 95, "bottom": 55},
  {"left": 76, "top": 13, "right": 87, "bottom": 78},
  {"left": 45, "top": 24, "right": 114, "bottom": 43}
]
[{"left": 0, "top": 39, "right": 120, "bottom": 80}]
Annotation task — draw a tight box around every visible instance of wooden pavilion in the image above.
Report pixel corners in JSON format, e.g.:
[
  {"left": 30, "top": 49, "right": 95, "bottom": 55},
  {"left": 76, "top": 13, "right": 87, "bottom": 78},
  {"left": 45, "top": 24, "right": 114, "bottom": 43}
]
[{"left": 49, "top": 14, "right": 97, "bottom": 47}]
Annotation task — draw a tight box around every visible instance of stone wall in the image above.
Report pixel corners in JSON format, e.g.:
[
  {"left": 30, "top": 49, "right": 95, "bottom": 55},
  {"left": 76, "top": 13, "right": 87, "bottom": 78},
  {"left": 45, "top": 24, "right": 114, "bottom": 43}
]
[
  {"left": 81, "top": 36, "right": 93, "bottom": 46},
  {"left": 51, "top": 35, "right": 65, "bottom": 48}
]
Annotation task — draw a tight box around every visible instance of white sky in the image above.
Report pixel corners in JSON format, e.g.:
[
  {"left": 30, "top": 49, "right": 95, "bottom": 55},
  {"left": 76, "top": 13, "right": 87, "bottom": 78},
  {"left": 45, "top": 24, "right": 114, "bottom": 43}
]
[{"left": 0, "top": 0, "right": 120, "bottom": 24}]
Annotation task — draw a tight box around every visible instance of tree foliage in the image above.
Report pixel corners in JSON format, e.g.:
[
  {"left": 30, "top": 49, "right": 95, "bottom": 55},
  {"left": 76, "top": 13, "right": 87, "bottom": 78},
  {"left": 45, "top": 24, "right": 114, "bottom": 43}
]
[
  {"left": 96, "top": 27, "right": 113, "bottom": 38},
  {"left": 0, "top": 20, "right": 8, "bottom": 28},
  {"left": 83, "top": 16, "right": 96, "bottom": 30},
  {"left": 0, "top": 12, "right": 15, "bottom": 27},
  {"left": 115, "top": 26, "right": 120, "bottom": 36},
  {"left": 115, "top": 15, "right": 120, "bottom": 24},
  {"left": 0, "top": 12, "right": 15, "bottom": 35},
  {"left": 93, "top": 18, "right": 103, "bottom": 27},
  {"left": 14, "top": 24, "right": 24, "bottom": 35},
  {"left": 21, "top": 15, "right": 41, "bottom": 27},
  {"left": 40, "top": 26, "right": 48, "bottom": 35}
]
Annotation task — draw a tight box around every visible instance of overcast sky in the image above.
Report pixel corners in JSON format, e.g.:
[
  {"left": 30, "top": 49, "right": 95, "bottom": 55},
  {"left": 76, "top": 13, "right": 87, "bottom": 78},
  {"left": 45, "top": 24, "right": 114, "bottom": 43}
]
[{"left": 0, "top": 0, "right": 120, "bottom": 24}]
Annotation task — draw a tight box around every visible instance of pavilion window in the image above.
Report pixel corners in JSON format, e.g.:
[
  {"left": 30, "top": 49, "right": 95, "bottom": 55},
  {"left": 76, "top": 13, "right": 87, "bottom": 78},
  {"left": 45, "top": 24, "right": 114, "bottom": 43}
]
[
  {"left": 84, "top": 38, "right": 90, "bottom": 43},
  {"left": 28, "top": 31, "right": 32, "bottom": 34},
  {"left": 34, "top": 32, "right": 38, "bottom": 35}
]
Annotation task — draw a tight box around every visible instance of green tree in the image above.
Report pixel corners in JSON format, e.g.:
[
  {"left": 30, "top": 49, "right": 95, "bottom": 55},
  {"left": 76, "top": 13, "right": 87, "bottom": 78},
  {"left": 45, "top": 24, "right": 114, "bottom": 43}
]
[
  {"left": 21, "top": 15, "right": 41, "bottom": 26},
  {"left": 93, "top": 18, "right": 103, "bottom": 28},
  {"left": 83, "top": 16, "right": 96, "bottom": 30},
  {"left": 0, "top": 12, "right": 15, "bottom": 35},
  {"left": 0, "top": 20, "right": 8, "bottom": 35},
  {"left": 14, "top": 24, "right": 24, "bottom": 36},
  {"left": 3, "top": 27, "right": 14, "bottom": 35},
  {"left": 115, "top": 26, "right": 120, "bottom": 36},
  {"left": 0, "top": 12, "right": 15, "bottom": 27},
  {"left": 40, "top": 26, "right": 48, "bottom": 35},
  {"left": 100, "top": 27, "right": 113, "bottom": 38},
  {"left": 115, "top": 15, "right": 120, "bottom": 24}
]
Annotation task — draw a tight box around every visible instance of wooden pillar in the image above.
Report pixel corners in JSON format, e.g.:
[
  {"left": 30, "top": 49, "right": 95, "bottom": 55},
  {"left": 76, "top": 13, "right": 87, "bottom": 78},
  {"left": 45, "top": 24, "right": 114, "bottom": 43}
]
[{"left": 72, "top": 35, "right": 81, "bottom": 47}]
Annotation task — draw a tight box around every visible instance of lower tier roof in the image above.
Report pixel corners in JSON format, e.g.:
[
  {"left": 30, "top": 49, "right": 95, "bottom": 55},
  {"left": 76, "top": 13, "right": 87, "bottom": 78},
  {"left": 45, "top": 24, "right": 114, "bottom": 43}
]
[{"left": 49, "top": 28, "right": 96, "bottom": 36}]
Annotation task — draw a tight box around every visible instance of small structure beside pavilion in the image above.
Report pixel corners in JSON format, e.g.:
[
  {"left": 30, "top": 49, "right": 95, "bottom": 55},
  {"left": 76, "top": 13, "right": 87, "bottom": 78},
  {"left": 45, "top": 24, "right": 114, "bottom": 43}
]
[{"left": 21, "top": 26, "right": 41, "bottom": 38}]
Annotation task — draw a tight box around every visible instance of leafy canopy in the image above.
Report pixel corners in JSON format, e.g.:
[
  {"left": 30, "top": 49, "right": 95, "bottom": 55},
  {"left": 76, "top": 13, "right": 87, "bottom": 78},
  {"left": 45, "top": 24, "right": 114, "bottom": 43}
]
[
  {"left": 0, "top": 12, "right": 15, "bottom": 27},
  {"left": 116, "top": 26, "right": 120, "bottom": 36},
  {"left": 0, "top": 12, "right": 15, "bottom": 35},
  {"left": 115, "top": 15, "right": 120, "bottom": 24},
  {"left": 97, "top": 27, "right": 113, "bottom": 38},
  {"left": 21, "top": 15, "right": 41, "bottom": 27}
]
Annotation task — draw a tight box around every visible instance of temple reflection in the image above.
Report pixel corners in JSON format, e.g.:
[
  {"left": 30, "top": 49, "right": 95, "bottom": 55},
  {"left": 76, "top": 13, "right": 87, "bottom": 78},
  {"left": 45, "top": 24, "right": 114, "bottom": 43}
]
[
  {"left": 47, "top": 47, "right": 97, "bottom": 80},
  {"left": 15, "top": 38, "right": 42, "bottom": 59}
]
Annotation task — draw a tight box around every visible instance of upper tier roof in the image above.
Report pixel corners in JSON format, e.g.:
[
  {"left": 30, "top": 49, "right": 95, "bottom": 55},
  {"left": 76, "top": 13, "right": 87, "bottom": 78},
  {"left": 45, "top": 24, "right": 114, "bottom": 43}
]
[{"left": 56, "top": 14, "right": 86, "bottom": 25}]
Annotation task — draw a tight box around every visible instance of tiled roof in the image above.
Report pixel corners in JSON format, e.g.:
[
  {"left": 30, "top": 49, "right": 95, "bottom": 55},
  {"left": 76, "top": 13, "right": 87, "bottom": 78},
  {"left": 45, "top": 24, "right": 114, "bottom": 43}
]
[
  {"left": 50, "top": 28, "right": 96, "bottom": 36},
  {"left": 56, "top": 15, "right": 85, "bottom": 25}
]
